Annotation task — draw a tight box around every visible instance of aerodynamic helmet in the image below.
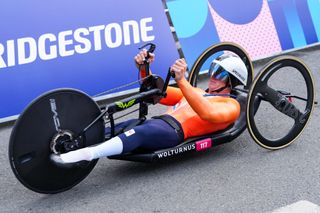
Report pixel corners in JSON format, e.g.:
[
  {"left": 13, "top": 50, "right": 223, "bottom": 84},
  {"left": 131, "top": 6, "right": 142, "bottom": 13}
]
[{"left": 209, "top": 53, "right": 248, "bottom": 88}]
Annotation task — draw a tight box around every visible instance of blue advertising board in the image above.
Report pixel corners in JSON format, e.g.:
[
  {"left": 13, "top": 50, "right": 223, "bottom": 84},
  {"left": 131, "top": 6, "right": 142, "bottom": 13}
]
[{"left": 0, "top": 0, "right": 179, "bottom": 121}]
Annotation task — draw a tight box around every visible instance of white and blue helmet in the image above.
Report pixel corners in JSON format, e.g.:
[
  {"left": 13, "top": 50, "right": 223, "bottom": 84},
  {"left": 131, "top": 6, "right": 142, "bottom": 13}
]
[{"left": 209, "top": 54, "right": 248, "bottom": 88}]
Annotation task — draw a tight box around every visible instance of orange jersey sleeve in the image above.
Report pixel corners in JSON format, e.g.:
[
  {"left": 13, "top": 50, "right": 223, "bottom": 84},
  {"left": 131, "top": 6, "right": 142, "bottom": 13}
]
[
  {"left": 160, "top": 86, "right": 184, "bottom": 106},
  {"left": 176, "top": 79, "right": 240, "bottom": 123}
]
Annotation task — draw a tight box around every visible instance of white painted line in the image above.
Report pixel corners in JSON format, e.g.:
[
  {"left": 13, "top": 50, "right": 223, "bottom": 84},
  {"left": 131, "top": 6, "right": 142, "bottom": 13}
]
[{"left": 272, "top": 200, "right": 320, "bottom": 213}]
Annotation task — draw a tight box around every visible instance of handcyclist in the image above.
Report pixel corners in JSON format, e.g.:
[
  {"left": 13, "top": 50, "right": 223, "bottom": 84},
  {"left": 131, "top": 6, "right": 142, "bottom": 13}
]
[{"left": 51, "top": 50, "right": 248, "bottom": 164}]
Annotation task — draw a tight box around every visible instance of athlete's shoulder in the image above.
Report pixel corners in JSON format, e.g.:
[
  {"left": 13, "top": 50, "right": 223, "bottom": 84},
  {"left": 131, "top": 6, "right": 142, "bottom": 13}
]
[{"left": 207, "top": 95, "right": 240, "bottom": 105}]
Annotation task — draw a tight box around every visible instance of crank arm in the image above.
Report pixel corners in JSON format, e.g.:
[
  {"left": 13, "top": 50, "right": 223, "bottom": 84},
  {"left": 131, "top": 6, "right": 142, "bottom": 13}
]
[{"left": 260, "top": 85, "right": 306, "bottom": 121}]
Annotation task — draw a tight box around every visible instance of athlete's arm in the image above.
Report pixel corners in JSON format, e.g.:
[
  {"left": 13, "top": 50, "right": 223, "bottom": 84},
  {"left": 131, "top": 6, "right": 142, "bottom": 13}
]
[
  {"left": 159, "top": 86, "right": 183, "bottom": 106},
  {"left": 171, "top": 59, "right": 240, "bottom": 123}
]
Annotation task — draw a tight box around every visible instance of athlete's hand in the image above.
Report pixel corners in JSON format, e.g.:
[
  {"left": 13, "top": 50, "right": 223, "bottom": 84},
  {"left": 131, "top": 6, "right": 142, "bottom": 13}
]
[
  {"left": 170, "top": 58, "right": 188, "bottom": 82},
  {"left": 134, "top": 49, "right": 155, "bottom": 68}
]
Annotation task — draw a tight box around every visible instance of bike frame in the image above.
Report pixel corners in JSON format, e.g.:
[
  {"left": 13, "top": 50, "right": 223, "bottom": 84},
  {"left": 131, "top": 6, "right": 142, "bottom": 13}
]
[{"left": 77, "top": 67, "right": 172, "bottom": 142}]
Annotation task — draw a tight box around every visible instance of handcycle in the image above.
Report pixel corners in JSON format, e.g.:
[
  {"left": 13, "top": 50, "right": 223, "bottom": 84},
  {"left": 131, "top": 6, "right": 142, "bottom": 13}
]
[{"left": 8, "top": 42, "right": 316, "bottom": 194}]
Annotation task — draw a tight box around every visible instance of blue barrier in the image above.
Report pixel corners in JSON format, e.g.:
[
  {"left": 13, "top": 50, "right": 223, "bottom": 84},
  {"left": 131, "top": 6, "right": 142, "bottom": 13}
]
[{"left": 0, "top": 0, "right": 179, "bottom": 121}]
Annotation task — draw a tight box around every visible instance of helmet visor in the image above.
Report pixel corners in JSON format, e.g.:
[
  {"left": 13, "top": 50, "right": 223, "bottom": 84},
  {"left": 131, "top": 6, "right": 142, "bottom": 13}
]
[{"left": 208, "top": 63, "right": 229, "bottom": 84}]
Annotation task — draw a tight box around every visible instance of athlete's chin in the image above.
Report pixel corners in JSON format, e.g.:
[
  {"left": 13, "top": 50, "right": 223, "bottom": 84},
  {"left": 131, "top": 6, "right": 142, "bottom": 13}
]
[{"left": 208, "top": 87, "right": 219, "bottom": 93}]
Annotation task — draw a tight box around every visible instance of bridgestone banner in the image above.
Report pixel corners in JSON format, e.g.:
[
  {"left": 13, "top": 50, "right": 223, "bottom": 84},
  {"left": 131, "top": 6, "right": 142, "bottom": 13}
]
[{"left": 0, "top": 0, "right": 179, "bottom": 121}]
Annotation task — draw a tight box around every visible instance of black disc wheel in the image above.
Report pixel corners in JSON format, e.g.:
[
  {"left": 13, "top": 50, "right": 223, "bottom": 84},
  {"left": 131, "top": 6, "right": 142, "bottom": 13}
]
[
  {"left": 9, "top": 89, "right": 105, "bottom": 194},
  {"left": 247, "top": 56, "right": 315, "bottom": 150},
  {"left": 188, "top": 42, "right": 254, "bottom": 89}
]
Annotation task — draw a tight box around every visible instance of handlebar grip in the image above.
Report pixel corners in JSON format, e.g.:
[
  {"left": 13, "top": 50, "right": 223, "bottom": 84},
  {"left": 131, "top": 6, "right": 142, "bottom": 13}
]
[
  {"left": 162, "top": 68, "right": 175, "bottom": 94},
  {"left": 139, "top": 43, "right": 156, "bottom": 60},
  {"left": 146, "top": 44, "right": 156, "bottom": 61},
  {"left": 145, "top": 52, "right": 151, "bottom": 61}
]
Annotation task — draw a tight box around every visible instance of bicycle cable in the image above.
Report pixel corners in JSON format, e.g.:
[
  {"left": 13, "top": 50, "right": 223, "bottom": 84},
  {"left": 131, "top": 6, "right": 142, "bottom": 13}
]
[{"left": 93, "top": 75, "right": 152, "bottom": 98}]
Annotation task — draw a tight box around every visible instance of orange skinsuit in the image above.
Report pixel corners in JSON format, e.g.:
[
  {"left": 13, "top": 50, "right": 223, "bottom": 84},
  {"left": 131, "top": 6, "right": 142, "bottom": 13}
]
[{"left": 160, "top": 79, "right": 241, "bottom": 139}]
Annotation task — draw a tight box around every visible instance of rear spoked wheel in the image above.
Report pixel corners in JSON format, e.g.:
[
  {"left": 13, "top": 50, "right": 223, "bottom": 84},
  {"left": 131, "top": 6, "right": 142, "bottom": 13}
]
[
  {"left": 247, "top": 56, "right": 315, "bottom": 150},
  {"left": 9, "top": 89, "right": 105, "bottom": 194}
]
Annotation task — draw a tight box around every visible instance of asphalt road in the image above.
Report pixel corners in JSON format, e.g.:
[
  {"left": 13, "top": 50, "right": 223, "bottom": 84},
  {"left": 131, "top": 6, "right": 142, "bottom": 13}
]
[{"left": 0, "top": 45, "right": 319, "bottom": 212}]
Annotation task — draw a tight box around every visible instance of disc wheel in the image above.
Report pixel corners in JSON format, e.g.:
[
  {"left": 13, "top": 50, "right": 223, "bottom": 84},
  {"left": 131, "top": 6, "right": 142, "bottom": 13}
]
[
  {"left": 188, "top": 42, "right": 254, "bottom": 89},
  {"left": 9, "top": 89, "right": 105, "bottom": 194},
  {"left": 247, "top": 56, "right": 315, "bottom": 150}
]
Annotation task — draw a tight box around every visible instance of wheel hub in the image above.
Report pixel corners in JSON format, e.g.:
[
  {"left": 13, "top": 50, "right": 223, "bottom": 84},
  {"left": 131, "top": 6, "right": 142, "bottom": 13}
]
[{"left": 50, "top": 130, "right": 76, "bottom": 154}]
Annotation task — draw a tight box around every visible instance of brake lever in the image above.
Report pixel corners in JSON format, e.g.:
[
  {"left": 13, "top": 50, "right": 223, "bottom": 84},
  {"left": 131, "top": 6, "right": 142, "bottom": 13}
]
[{"left": 139, "top": 43, "right": 156, "bottom": 61}]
